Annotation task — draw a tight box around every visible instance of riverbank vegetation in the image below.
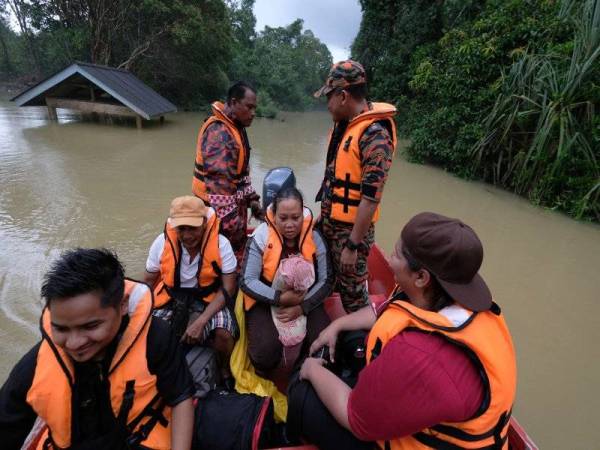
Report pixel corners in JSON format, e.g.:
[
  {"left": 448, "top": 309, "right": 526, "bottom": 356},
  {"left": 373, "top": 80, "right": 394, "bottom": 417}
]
[
  {"left": 0, "top": 0, "right": 331, "bottom": 115},
  {"left": 353, "top": 0, "right": 599, "bottom": 221}
]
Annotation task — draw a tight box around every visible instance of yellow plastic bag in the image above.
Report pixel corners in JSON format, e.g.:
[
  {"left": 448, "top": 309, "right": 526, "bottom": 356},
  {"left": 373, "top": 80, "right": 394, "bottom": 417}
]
[{"left": 230, "top": 292, "right": 288, "bottom": 422}]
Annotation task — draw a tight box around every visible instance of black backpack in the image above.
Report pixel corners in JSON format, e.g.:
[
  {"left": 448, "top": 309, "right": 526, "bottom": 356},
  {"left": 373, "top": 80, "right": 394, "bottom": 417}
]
[{"left": 193, "top": 390, "right": 276, "bottom": 450}]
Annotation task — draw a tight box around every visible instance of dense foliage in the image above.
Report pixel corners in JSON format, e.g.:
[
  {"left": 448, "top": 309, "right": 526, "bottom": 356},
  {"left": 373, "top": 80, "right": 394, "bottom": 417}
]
[
  {"left": 353, "top": 0, "right": 599, "bottom": 221},
  {"left": 228, "top": 0, "right": 332, "bottom": 112},
  {"left": 0, "top": 0, "right": 331, "bottom": 111}
]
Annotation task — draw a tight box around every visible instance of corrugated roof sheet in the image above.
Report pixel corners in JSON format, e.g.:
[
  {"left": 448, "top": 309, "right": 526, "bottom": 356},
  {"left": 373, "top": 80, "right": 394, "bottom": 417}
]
[{"left": 11, "top": 62, "right": 177, "bottom": 120}]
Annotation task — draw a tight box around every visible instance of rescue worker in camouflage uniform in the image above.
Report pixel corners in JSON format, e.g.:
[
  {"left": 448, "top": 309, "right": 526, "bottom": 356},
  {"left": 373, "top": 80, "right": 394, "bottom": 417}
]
[
  {"left": 192, "top": 81, "right": 265, "bottom": 264},
  {"left": 314, "top": 60, "right": 397, "bottom": 312}
]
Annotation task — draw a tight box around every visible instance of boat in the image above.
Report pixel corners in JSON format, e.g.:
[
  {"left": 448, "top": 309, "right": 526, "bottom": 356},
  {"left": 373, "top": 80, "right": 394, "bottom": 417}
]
[{"left": 22, "top": 246, "right": 538, "bottom": 450}]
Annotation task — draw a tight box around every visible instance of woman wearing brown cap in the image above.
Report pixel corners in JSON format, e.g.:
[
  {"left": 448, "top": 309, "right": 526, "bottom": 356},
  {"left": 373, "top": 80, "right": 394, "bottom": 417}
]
[{"left": 293, "top": 212, "right": 517, "bottom": 450}]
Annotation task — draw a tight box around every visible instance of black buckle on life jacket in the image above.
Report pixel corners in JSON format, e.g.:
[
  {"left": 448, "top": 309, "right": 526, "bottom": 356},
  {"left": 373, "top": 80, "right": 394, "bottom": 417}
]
[
  {"left": 331, "top": 173, "right": 361, "bottom": 213},
  {"left": 126, "top": 394, "right": 168, "bottom": 447},
  {"left": 343, "top": 136, "right": 353, "bottom": 152}
]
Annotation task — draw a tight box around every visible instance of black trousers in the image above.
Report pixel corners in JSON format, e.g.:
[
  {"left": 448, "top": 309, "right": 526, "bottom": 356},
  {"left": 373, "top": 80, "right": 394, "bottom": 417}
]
[{"left": 287, "top": 372, "right": 375, "bottom": 450}]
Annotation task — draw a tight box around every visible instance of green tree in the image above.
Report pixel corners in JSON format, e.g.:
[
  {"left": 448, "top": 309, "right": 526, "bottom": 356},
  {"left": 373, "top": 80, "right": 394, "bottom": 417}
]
[
  {"left": 472, "top": 0, "right": 600, "bottom": 220},
  {"left": 2, "top": 0, "right": 234, "bottom": 107},
  {"left": 352, "top": 0, "right": 598, "bottom": 221},
  {"left": 233, "top": 19, "right": 332, "bottom": 110}
]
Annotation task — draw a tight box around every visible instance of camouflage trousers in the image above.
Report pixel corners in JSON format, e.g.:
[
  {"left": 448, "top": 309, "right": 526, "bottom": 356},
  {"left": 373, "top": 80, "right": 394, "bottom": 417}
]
[
  {"left": 219, "top": 201, "right": 249, "bottom": 265},
  {"left": 319, "top": 217, "right": 375, "bottom": 313}
]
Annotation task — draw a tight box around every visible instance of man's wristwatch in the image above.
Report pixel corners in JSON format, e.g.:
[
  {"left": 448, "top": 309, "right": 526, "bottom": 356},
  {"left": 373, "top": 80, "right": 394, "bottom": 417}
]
[{"left": 344, "top": 238, "right": 360, "bottom": 251}]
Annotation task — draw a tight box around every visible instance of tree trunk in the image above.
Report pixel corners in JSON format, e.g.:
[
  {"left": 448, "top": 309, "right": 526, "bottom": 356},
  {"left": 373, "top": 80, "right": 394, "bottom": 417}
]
[
  {"left": 7, "top": 0, "right": 42, "bottom": 77},
  {"left": 0, "top": 23, "right": 13, "bottom": 77}
]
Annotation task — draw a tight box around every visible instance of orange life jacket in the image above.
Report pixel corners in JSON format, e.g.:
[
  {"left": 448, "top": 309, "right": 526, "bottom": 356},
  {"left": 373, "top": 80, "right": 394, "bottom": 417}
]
[
  {"left": 326, "top": 102, "right": 397, "bottom": 224},
  {"left": 243, "top": 206, "right": 317, "bottom": 311},
  {"left": 192, "top": 101, "right": 248, "bottom": 202},
  {"left": 366, "top": 289, "right": 517, "bottom": 450},
  {"left": 153, "top": 211, "right": 222, "bottom": 308},
  {"left": 26, "top": 280, "right": 172, "bottom": 450}
]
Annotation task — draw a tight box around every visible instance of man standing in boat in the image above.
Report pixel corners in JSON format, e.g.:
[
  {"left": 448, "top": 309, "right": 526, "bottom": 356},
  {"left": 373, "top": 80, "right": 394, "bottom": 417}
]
[
  {"left": 314, "top": 60, "right": 397, "bottom": 312},
  {"left": 0, "top": 248, "right": 194, "bottom": 450},
  {"left": 192, "top": 81, "right": 264, "bottom": 263}
]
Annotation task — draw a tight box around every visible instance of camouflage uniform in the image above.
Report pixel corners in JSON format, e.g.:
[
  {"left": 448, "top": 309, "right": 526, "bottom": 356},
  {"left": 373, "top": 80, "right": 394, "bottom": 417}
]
[
  {"left": 199, "top": 121, "right": 259, "bottom": 263},
  {"left": 315, "top": 61, "right": 395, "bottom": 312}
]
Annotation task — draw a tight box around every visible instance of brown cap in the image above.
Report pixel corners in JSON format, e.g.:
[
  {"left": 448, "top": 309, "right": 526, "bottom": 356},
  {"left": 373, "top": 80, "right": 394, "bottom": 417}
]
[
  {"left": 313, "top": 60, "right": 367, "bottom": 98},
  {"left": 401, "top": 212, "right": 492, "bottom": 312},
  {"left": 168, "top": 196, "right": 207, "bottom": 228}
]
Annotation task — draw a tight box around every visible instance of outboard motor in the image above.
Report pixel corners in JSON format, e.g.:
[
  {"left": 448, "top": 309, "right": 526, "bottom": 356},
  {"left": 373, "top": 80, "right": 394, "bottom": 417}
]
[{"left": 262, "top": 167, "right": 296, "bottom": 210}]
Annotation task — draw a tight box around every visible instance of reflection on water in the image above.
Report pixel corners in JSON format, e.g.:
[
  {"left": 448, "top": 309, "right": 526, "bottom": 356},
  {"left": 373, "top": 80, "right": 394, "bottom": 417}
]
[{"left": 0, "top": 103, "right": 599, "bottom": 449}]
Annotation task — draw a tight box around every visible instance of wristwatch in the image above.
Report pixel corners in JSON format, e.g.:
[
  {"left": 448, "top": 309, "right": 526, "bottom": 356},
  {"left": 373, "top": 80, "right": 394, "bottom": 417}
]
[{"left": 344, "top": 238, "right": 360, "bottom": 251}]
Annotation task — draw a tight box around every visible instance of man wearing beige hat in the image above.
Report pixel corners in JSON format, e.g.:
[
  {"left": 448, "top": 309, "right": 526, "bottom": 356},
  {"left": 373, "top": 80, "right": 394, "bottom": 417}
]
[
  {"left": 314, "top": 60, "right": 397, "bottom": 313},
  {"left": 144, "top": 196, "right": 238, "bottom": 383}
]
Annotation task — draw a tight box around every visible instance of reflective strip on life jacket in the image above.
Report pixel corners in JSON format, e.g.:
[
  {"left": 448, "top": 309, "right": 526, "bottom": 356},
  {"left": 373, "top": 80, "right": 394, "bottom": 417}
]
[
  {"left": 154, "top": 211, "right": 223, "bottom": 308},
  {"left": 367, "top": 289, "right": 516, "bottom": 450},
  {"left": 27, "top": 280, "right": 172, "bottom": 450},
  {"left": 243, "top": 206, "right": 317, "bottom": 311},
  {"left": 328, "top": 102, "right": 397, "bottom": 224},
  {"left": 192, "top": 101, "right": 248, "bottom": 202}
]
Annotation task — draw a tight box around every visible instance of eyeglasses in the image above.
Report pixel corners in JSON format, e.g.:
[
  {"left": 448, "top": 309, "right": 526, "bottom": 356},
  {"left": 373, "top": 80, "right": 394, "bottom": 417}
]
[{"left": 326, "top": 88, "right": 344, "bottom": 100}]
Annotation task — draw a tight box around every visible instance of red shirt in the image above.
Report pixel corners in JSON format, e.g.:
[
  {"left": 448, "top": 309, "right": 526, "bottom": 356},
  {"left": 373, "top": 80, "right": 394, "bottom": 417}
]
[{"left": 347, "top": 330, "right": 485, "bottom": 441}]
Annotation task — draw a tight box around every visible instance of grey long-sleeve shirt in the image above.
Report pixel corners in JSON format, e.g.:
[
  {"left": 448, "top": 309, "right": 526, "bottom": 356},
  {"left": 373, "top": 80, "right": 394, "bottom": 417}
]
[{"left": 240, "top": 222, "right": 333, "bottom": 314}]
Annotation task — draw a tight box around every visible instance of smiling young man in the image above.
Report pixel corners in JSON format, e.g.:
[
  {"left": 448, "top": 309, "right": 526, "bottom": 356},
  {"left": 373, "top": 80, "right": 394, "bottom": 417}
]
[
  {"left": 0, "top": 248, "right": 194, "bottom": 450},
  {"left": 314, "top": 60, "right": 397, "bottom": 313},
  {"left": 192, "top": 81, "right": 264, "bottom": 263}
]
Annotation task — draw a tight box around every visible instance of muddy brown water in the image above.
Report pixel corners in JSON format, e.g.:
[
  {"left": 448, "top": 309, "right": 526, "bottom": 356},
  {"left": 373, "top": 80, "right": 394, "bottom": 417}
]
[{"left": 0, "top": 104, "right": 598, "bottom": 449}]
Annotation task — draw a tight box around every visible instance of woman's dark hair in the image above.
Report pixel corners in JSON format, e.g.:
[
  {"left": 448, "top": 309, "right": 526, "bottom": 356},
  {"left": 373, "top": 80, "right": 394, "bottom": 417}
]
[
  {"left": 272, "top": 187, "right": 304, "bottom": 213},
  {"left": 227, "top": 81, "right": 256, "bottom": 104},
  {"left": 41, "top": 248, "right": 125, "bottom": 308},
  {"left": 401, "top": 245, "right": 452, "bottom": 311}
]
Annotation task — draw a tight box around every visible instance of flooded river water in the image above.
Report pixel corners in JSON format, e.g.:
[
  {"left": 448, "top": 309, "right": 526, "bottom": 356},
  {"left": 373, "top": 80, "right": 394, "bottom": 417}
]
[{"left": 0, "top": 103, "right": 598, "bottom": 449}]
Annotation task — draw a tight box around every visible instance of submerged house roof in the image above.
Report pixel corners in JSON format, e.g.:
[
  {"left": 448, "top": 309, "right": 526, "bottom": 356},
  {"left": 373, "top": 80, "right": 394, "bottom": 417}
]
[{"left": 11, "top": 62, "right": 177, "bottom": 120}]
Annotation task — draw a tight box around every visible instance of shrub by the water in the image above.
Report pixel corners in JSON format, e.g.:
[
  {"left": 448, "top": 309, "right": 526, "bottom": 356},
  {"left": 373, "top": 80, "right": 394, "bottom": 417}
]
[{"left": 353, "top": 0, "right": 599, "bottom": 221}]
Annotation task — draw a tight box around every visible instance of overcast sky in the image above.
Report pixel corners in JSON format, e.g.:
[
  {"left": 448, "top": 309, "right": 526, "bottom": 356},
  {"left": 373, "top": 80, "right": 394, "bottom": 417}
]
[{"left": 253, "top": 0, "right": 363, "bottom": 62}]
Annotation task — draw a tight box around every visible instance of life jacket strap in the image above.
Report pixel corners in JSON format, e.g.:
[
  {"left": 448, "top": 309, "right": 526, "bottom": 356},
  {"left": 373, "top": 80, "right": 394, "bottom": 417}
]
[
  {"left": 126, "top": 394, "right": 168, "bottom": 447},
  {"left": 331, "top": 173, "right": 361, "bottom": 213},
  {"left": 117, "top": 380, "right": 136, "bottom": 425},
  {"left": 166, "top": 279, "right": 221, "bottom": 302},
  {"left": 413, "top": 409, "right": 512, "bottom": 449}
]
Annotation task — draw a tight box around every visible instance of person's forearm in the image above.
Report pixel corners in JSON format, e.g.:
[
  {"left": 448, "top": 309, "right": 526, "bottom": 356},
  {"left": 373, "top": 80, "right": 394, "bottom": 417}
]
[
  {"left": 143, "top": 270, "right": 159, "bottom": 289},
  {"left": 171, "top": 397, "right": 194, "bottom": 450},
  {"left": 308, "top": 363, "right": 352, "bottom": 430},
  {"left": 332, "top": 304, "right": 377, "bottom": 333},
  {"left": 240, "top": 240, "right": 278, "bottom": 304},
  {"left": 199, "top": 295, "right": 226, "bottom": 322},
  {"left": 349, "top": 198, "right": 378, "bottom": 244}
]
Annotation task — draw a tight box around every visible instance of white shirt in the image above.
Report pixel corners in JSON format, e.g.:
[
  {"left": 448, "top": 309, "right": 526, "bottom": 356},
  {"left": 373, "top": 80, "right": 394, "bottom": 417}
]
[
  {"left": 439, "top": 304, "right": 472, "bottom": 327},
  {"left": 146, "top": 231, "right": 237, "bottom": 287}
]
